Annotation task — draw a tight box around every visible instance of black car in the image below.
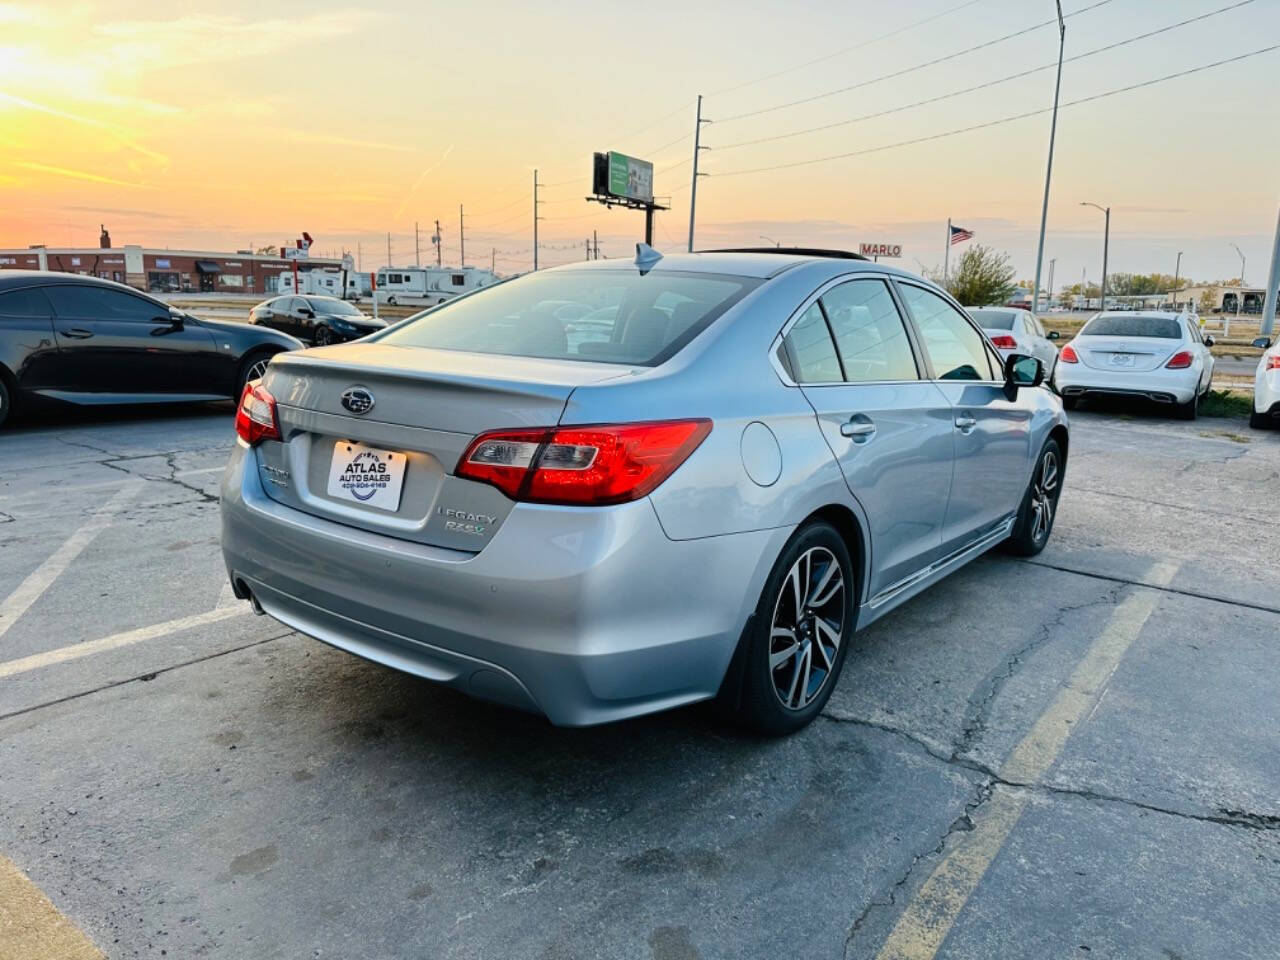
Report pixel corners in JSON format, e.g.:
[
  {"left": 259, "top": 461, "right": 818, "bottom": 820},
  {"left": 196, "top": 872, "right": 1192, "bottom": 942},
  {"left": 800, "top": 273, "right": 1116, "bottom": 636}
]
[
  {"left": 248, "top": 295, "right": 387, "bottom": 346},
  {"left": 0, "top": 272, "right": 302, "bottom": 429}
]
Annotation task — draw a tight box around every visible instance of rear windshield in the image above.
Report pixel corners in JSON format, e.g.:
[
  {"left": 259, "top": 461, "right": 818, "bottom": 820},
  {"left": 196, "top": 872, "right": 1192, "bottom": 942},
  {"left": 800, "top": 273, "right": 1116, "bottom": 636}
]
[
  {"left": 376, "top": 269, "right": 759, "bottom": 365},
  {"left": 1081, "top": 315, "right": 1181, "bottom": 338},
  {"left": 967, "top": 309, "right": 1017, "bottom": 330}
]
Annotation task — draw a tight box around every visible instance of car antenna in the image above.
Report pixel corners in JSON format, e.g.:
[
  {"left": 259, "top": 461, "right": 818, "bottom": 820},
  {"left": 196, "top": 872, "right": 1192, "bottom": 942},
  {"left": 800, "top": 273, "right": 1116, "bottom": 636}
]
[{"left": 634, "top": 242, "right": 662, "bottom": 274}]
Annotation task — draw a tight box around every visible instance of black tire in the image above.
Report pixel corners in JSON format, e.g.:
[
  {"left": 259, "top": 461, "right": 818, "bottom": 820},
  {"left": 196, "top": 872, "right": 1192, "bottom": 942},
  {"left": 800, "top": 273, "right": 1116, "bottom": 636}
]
[
  {"left": 1062, "top": 396, "right": 1078, "bottom": 411},
  {"left": 387, "top": 296, "right": 397, "bottom": 306},
  {"left": 0, "top": 376, "right": 10, "bottom": 430},
  {"left": 731, "top": 521, "right": 855, "bottom": 736},
  {"left": 1175, "top": 393, "right": 1198, "bottom": 420},
  {"left": 236, "top": 350, "right": 276, "bottom": 396},
  {"left": 313, "top": 325, "right": 332, "bottom": 347},
  {"left": 1004, "top": 438, "right": 1063, "bottom": 557},
  {"left": 1251, "top": 410, "right": 1272, "bottom": 430}
]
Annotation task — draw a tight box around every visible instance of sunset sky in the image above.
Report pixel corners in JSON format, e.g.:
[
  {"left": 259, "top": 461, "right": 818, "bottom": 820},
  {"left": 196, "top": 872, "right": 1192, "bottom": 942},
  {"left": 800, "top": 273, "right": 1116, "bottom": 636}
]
[{"left": 1, "top": 0, "right": 1277, "bottom": 287}]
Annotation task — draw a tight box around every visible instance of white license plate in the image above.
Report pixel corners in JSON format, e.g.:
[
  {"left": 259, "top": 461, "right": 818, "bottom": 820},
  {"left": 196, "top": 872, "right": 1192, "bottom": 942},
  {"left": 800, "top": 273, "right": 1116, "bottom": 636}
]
[
  {"left": 326, "top": 442, "right": 406, "bottom": 512},
  {"left": 1108, "top": 353, "right": 1136, "bottom": 367}
]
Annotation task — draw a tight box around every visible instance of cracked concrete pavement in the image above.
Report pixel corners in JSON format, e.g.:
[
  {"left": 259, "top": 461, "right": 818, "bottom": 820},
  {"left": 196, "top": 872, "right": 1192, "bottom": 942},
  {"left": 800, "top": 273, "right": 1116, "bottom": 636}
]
[{"left": 0, "top": 403, "right": 1278, "bottom": 959}]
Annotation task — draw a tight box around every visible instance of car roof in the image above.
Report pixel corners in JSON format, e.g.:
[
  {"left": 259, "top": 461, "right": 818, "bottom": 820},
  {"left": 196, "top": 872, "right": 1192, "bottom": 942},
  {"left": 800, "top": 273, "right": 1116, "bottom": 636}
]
[
  {"left": 544, "top": 250, "right": 923, "bottom": 282},
  {"left": 0, "top": 270, "right": 158, "bottom": 297}
]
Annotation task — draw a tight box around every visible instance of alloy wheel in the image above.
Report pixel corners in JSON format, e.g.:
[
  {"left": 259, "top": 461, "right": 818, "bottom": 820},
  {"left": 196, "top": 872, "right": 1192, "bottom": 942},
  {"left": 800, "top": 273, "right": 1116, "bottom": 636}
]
[
  {"left": 1030, "top": 450, "right": 1059, "bottom": 543},
  {"left": 246, "top": 357, "right": 271, "bottom": 384},
  {"left": 314, "top": 326, "right": 332, "bottom": 346},
  {"left": 769, "top": 546, "right": 846, "bottom": 711}
]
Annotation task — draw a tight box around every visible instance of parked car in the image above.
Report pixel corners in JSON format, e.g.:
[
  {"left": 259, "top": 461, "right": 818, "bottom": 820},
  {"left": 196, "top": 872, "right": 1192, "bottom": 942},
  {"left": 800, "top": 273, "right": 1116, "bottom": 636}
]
[
  {"left": 1252, "top": 335, "right": 1279, "bottom": 429},
  {"left": 249, "top": 295, "right": 387, "bottom": 346},
  {"left": 967, "top": 306, "right": 1061, "bottom": 376},
  {"left": 221, "top": 249, "right": 1068, "bottom": 734},
  {"left": 1053, "top": 311, "right": 1214, "bottom": 419},
  {"left": 0, "top": 272, "right": 300, "bottom": 429}
]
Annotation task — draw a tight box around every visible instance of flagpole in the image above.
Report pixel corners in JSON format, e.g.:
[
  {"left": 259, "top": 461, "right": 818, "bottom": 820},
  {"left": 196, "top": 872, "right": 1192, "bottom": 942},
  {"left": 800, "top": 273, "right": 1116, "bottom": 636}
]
[{"left": 943, "top": 218, "right": 951, "bottom": 286}]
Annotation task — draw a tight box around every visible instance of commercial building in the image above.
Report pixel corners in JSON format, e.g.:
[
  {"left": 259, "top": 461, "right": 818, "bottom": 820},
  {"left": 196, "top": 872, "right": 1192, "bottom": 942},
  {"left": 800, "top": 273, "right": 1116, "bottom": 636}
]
[
  {"left": 1170, "top": 284, "right": 1269, "bottom": 315},
  {"left": 0, "top": 245, "right": 346, "bottom": 295}
]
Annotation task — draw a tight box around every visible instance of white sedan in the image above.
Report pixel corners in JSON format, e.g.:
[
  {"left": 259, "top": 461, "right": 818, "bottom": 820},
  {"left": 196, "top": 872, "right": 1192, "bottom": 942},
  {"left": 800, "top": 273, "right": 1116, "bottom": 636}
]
[
  {"left": 1053, "top": 311, "right": 1215, "bottom": 420},
  {"left": 966, "top": 307, "right": 1061, "bottom": 376},
  {"left": 1253, "top": 334, "right": 1280, "bottom": 430}
]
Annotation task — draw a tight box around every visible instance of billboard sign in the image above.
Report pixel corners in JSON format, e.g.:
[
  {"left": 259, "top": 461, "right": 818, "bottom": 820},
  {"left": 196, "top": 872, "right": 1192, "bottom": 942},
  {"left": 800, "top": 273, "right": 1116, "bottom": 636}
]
[
  {"left": 594, "top": 151, "right": 654, "bottom": 204},
  {"left": 282, "top": 247, "right": 309, "bottom": 260},
  {"left": 859, "top": 242, "right": 902, "bottom": 259}
]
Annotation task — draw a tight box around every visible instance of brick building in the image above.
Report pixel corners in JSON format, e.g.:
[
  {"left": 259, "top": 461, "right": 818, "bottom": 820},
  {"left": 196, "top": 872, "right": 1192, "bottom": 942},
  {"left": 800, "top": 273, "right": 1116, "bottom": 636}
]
[{"left": 0, "top": 245, "right": 345, "bottom": 295}]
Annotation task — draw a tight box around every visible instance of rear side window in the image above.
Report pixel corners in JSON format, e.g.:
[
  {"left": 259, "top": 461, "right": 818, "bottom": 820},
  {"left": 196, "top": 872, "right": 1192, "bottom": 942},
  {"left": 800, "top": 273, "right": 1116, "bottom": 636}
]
[
  {"left": 900, "top": 284, "right": 996, "bottom": 381},
  {"left": 46, "top": 285, "right": 160, "bottom": 323},
  {"left": 782, "top": 303, "right": 842, "bottom": 383},
  {"left": 819, "top": 280, "right": 918, "bottom": 382},
  {"left": 379, "top": 269, "right": 759, "bottom": 366},
  {"left": 0, "top": 287, "right": 54, "bottom": 319},
  {"left": 1081, "top": 315, "right": 1182, "bottom": 338}
]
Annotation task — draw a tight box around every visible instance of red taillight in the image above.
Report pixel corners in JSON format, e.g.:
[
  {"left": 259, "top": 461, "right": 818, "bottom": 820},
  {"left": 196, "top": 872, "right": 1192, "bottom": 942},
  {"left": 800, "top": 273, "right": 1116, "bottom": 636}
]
[
  {"left": 1060, "top": 344, "right": 1078, "bottom": 363},
  {"left": 1165, "top": 350, "right": 1193, "bottom": 369},
  {"left": 989, "top": 334, "right": 1017, "bottom": 350},
  {"left": 235, "top": 382, "right": 281, "bottom": 445},
  {"left": 456, "top": 419, "right": 712, "bottom": 506},
  {"left": 1266, "top": 355, "right": 1280, "bottom": 371}
]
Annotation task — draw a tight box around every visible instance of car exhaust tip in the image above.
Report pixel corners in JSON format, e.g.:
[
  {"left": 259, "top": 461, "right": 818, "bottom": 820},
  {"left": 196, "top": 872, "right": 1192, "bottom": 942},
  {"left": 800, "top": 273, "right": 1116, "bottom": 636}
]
[{"left": 232, "top": 577, "right": 265, "bottom": 615}]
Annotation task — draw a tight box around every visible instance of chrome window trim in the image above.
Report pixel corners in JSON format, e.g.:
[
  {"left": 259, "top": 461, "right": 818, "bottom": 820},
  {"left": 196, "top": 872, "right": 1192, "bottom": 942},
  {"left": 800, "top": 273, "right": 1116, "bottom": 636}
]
[{"left": 768, "top": 272, "right": 925, "bottom": 388}]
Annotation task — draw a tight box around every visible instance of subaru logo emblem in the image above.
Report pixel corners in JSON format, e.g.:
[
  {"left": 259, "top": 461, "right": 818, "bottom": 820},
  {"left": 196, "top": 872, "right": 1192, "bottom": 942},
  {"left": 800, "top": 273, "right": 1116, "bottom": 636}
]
[{"left": 341, "top": 387, "right": 375, "bottom": 415}]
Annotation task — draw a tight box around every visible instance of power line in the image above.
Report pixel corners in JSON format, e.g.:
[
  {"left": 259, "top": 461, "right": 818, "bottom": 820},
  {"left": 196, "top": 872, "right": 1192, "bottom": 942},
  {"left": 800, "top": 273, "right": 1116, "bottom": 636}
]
[
  {"left": 715, "top": 0, "right": 1118, "bottom": 125},
  {"left": 712, "top": 0, "right": 1256, "bottom": 153},
  {"left": 708, "top": 0, "right": 989, "bottom": 97},
  {"left": 712, "top": 44, "right": 1280, "bottom": 178},
  {"left": 468, "top": 192, "right": 531, "bottom": 219}
]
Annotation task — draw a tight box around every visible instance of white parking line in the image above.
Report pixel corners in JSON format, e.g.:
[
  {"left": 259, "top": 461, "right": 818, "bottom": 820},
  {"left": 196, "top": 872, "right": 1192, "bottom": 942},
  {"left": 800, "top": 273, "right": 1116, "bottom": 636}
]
[
  {"left": 0, "top": 479, "right": 144, "bottom": 641},
  {"left": 0, "top": 606, "right": 248, "bottom": 680}
]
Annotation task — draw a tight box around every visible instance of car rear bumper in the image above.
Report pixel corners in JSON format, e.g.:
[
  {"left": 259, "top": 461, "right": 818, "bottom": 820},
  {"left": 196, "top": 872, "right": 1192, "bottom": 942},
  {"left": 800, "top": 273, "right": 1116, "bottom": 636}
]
[
  {"left": 1054, "top": 365, "right": 1199, "bottom": 404},
  {"left": 1256, "top": 370, "right": 1280, "bottom": 415},
  {"left": 220, "top": 444, "right": 787, "bottom": 726}
]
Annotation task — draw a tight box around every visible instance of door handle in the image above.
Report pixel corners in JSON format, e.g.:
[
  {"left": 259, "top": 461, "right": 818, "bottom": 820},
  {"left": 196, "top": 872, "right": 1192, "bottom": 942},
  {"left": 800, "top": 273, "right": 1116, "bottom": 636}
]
[
  {"left": 60, "top": 328, "right": 94, "bottom": 339},
  {"left": 840, "top": 417, "right": 876, "bottom": 442},
  {"left": 954, "top": 415, "right": 977, "bottom": 433}
]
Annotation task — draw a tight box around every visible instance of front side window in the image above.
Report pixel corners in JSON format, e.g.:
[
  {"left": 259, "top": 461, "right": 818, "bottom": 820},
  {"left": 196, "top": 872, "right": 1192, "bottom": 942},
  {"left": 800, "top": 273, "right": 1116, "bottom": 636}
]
[
  {"left": 378, "top": 269, "right": 757, "bottom": 366},
  {"left": 46, "top": 285, "right": 161, "bottom": 323},
  {"left": 819, "top": 279, "right": 918, "bottom": 382},
  {"left": 899, "top": 284, "right": 995, "bottom": 381},
  {"left": 782, "top": 303, "right": 842, "bottom": 384}
]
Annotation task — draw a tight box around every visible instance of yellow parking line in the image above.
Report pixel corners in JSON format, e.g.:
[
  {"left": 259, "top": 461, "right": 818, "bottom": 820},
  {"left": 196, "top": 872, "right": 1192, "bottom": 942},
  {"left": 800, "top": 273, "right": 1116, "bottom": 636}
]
[
  {"left": 0, "top": 854, "right": 102, "bottom": 960},
  {"left": 874, "top": 561, "right": 1180, "bottom": 960}
]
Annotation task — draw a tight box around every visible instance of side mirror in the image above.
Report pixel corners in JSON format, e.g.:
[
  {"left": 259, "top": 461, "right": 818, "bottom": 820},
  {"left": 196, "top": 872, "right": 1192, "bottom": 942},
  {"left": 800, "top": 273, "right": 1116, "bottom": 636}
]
[
  {"left": 1047, "top": 330, "right": 1060, "bottom": 341},
  {"left": 155, "top": 313, "right": 183, "bottom": 329},
  {"left": 299, "top": 308, "right": 314, "bottom": 318},
  {"left": 1003, "top": 353, "right": 1043, "bottom": 399},
  {"left": 1203, "top": 335, "right": 1215, "bottom": 347},
  {"left": 1252, "top": 336, "right": 1273, "bottom": 349}
]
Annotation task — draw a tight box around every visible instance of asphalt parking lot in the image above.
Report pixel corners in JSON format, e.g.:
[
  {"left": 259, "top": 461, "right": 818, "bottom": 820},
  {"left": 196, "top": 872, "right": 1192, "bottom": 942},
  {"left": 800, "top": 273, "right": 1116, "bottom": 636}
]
[{"left": 1, "top": 403, "right": 1278, "bottom": 960}]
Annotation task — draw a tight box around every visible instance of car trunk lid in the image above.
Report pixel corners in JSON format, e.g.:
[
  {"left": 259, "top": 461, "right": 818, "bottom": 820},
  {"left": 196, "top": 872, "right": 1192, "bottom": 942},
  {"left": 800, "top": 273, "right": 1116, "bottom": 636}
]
[
  {"left": 1074, "top": 335, "right": 1177, "bottom": 372},
  {"left": 250, "top": 342, "right": 634, "bottom": 550}
]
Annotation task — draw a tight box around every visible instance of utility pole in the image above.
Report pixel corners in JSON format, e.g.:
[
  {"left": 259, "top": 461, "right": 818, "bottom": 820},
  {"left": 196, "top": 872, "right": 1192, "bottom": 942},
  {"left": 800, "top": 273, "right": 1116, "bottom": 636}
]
[
  {"left": 1173, "top": 251, "right": 1183, "bottom": 308},
  {"left": 688, "top": 94, "right": 710, "bottom": 252},
  {"left": 434, "top": 219, "right": 442, "bottom": 268},
  {"left": 585, "top": 238, "right": 591, "bottom": 261},
  {"left": 415, "top": 222, "right": 421, "bottom": 267},
  {"left": 533, "top": 169, "right": 543, "bottom": 271},
  {"left": 491, "top": 247, "right": 496, "bottom": 274},
  {"left": 1032, "top": 0, "right": 1066, "bottom": 314},
  {"left": 1261, "top": 205, "right": 1280, "bottom": 338},
  {"left": 460, "top": 205, "right": 465, "bottom": 268},
  {"left": 386, "top": 232, "right": 392, "bottom": 268},
  {"left": 593, "top": 229, "right": 599, "bottom": 260},
  {"left": 1047, "top": 258, "right": 1056, "bottom": 308}
]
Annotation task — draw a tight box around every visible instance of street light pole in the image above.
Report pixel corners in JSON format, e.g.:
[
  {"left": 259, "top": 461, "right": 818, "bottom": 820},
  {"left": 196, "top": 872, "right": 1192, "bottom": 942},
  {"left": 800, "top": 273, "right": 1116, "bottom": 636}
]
[
  {"left": 1173, "top": 251, "right": 1182, "bottom": 308},
  {"left": 1032, "top": 0, "right": 1066, "bottom": 315},
  {"left": 759, "top": 235, "right": 780, "bottom": 248},
  {"left": 1081, "top": 202, "right": 1110, "bottom": 311},
  {"left": 1231, "top": 242, "right": 1246, "bottom": 327}
]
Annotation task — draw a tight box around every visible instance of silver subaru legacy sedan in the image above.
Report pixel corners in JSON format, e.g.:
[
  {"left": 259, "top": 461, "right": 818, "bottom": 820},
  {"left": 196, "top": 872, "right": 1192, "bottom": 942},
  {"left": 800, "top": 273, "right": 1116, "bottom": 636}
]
[{"left": 221, "top": 248, "right": 1068, "bottom": 735}]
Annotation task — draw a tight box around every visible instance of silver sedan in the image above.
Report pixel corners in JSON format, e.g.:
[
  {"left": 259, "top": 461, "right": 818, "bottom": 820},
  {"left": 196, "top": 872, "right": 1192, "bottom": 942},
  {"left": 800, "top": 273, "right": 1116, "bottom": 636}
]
[{"left": 221, "top": 249, "right": 1068, "bottom": 734}]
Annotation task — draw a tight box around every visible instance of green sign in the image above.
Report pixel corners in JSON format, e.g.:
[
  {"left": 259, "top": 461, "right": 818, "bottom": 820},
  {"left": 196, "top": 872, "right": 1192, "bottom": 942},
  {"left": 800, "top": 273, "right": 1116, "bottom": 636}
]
[{"left": 607, "top": 151, "right": 654, "bottom": 204}]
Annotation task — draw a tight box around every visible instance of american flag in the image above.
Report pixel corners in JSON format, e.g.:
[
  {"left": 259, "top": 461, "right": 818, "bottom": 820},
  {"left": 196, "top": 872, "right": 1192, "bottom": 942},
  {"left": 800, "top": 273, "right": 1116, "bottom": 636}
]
[{"left": 949, "top": 224, "right": 974, "bottom": 245}]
